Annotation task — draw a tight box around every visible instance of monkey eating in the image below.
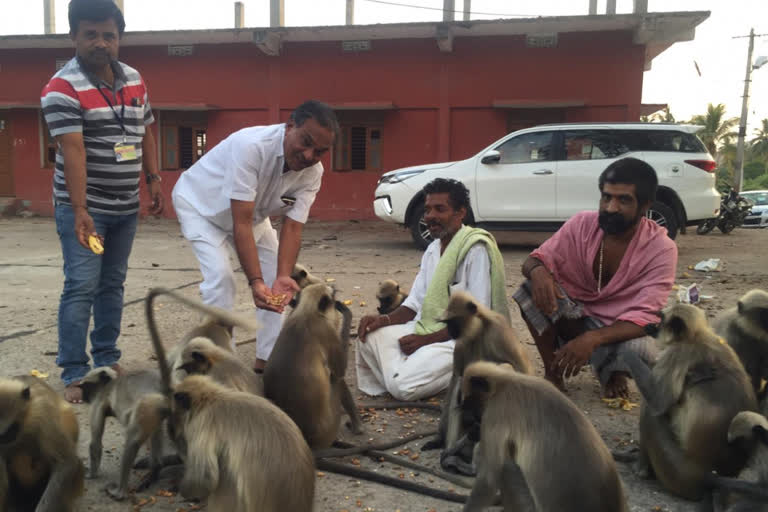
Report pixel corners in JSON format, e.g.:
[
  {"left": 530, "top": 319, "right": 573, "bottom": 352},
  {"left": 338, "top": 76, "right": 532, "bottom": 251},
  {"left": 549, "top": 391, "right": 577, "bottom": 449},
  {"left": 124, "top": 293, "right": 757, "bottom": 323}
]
[
  {"left": 264, "top": 283, "right": 363, "bottom": 449},
  {"left": 79, "top": 367, "right": 169, "bottom": 500},
  {"left": 620, "top": 303, "right": 758, "bottom": 502},
  {"left": 146, "top": 287, "right": 316, "bottom": 512},
  {"left": 713, "top": 289, "right": 768, "bottom": 397},
  {"left": 422, "top": 290, "right": 532, "bottom": 476},
  {"left": 460, "top": 361, "right": 628, "bottom": 512},
  {"left": 376, "top": 279, "right": 408, "bottom": 315},
  {"left": 0, "top": 375, "right": 85, "bottom": 512}
]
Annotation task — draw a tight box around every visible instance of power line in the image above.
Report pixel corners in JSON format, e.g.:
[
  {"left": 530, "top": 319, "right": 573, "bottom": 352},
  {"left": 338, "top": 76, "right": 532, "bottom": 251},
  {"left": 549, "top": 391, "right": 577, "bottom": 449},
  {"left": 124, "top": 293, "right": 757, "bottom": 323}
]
[{"left": 361, "top": 0, "right": 536, "bottom": 18}]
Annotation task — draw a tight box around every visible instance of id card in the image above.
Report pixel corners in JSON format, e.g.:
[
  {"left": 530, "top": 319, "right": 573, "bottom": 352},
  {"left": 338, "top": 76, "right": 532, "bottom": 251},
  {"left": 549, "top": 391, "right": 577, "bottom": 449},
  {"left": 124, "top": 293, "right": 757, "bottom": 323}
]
[{"left": 114, "top": 142, "right": 138, "bottom": 162}]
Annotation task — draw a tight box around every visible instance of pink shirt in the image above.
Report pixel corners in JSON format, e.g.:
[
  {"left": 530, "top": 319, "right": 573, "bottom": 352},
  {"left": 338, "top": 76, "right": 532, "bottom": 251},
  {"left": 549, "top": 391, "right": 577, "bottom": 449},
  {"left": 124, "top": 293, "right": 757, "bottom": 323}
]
[{"left": 531, "top": 211, "right": 677, "bottom": 327}]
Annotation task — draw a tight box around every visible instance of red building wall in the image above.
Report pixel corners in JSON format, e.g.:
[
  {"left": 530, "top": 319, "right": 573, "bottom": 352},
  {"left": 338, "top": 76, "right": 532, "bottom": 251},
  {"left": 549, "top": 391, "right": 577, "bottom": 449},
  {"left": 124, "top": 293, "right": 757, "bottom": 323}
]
[{"left": 0, "top": 30, "right": 646, "bottom": 220}]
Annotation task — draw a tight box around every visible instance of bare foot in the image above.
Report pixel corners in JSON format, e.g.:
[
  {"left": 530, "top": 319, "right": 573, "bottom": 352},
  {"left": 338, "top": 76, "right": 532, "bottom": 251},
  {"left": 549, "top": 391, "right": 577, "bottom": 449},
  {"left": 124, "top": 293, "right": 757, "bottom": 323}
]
[
  {"left": 603, "top": 371, "right": 630, "bottom": 399},
  {"left": 110, "top": 363, "right": 124, "bottom": 376},
  {"left": 64, "top": 381, "right": 83, "bottom": 404},
  {"left": 545, "top": 373, "right": 567, "bottom": 394}
]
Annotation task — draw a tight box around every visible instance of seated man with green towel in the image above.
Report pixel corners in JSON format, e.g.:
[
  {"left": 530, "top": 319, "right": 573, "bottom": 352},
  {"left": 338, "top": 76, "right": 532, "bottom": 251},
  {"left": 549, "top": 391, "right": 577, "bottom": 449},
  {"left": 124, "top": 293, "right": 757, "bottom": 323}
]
[{"left": 356, "top": 178, "right": 508, "bottom": 400}]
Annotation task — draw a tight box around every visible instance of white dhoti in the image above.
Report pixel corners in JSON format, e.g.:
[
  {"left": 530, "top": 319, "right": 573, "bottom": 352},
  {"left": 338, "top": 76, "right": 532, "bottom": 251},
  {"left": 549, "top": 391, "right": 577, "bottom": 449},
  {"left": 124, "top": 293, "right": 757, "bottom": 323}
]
[
  {"left": 356, "top": 322, "right": 454, "bottom": 401},
  {"left": 173, "top": 193, "right": 283, "bottom": 361}
]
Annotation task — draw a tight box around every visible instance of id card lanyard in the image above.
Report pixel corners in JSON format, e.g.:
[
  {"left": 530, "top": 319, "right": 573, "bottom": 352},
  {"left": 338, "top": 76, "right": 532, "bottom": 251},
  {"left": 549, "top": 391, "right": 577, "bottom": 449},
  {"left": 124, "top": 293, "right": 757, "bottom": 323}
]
[
  {"left": 96, "top": 86, "right": 127, "bottom": 141},
  {"left": 96, "top": 85, "right": 138, "bottom": 162}
]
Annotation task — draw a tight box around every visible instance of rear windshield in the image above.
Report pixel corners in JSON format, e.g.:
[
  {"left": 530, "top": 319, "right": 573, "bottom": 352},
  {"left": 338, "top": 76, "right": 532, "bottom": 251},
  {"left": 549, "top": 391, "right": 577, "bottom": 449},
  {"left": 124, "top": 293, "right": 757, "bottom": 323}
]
[{"left": 743, "top": 192, "right": 768, "bottom": 206}]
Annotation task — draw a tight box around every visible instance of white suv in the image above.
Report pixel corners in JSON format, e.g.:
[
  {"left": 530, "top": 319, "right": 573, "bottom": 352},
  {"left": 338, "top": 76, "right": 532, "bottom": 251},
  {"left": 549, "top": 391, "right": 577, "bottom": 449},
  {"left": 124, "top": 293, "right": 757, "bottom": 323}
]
[{"left": 373, "top": 123, "right": 720, "bottom": 248}]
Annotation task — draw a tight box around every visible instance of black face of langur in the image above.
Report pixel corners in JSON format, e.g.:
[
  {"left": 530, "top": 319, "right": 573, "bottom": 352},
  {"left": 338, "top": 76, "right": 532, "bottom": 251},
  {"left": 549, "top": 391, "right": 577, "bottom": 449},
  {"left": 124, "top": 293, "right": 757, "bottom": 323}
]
[
  {"left": 0, "top": 382, "right": 29, "bottom": 444},
  {"left": 648, "top": 304, "right": 707, "bottom": 348},
  {"left": 376, "top": 280, "right": 403, "bottom": 314},
  {"left": 440, "top": 296, "right": 480, "bottom": 340}
]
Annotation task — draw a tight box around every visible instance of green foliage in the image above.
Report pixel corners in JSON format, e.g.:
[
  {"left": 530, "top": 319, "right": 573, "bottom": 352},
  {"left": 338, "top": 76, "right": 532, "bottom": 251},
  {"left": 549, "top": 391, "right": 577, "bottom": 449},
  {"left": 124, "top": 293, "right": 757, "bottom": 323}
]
[
  {"left": 744, "top": 160, "right": 767, "bottom": 181},
  {"left": 751, "top": 118, "right": 768, "bottom": 161},
  {"left": 744, "top": 173, "right": 768, "bottom": 191},
  {"left": 689, "top": 103, "right": 739, "bottom": 157}
]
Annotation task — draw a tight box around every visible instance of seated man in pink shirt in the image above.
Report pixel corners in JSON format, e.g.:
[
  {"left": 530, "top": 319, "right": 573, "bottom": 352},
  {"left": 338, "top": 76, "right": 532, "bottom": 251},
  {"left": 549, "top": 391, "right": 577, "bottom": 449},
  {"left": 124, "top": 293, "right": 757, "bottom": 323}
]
[{"left": 513, "top": 157, "right": 677, "bottom": 398}]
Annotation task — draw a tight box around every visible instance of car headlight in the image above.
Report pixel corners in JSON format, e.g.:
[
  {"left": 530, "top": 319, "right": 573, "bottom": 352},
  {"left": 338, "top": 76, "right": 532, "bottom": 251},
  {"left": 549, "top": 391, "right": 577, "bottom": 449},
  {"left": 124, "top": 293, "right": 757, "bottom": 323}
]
[{"left": 378, "top": 169, "right": 425, "bottom": 185}]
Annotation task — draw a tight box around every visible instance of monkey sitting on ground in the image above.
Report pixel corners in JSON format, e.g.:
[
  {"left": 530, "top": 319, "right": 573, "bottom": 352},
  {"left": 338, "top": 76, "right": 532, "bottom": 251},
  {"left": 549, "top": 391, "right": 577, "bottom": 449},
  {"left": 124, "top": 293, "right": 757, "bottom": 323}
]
[
  {"left": 422, "top": 291, "right": 532, "bottom": 476},
  {"left": 80, "top": 367, "right": 169, "bottom": 500},
  {"left": 460, "top": 361, "right": 628, "bottom": 512},
  {"left": 291, "top": 263, "right": 324, "bottom": 289},
  {"left": 177, "top": 337, "right": 263, "bottom": 395},
  {"left": 0, "top": 376, "right": 85, "bottom": 512},
  {"left": 620, "top": 303, "right": 758, "bottom": 501},
  {"left": 376, "top": 279, "right": 408, "bottom": 315},
  {"left": 713, "top": 289, "right": 768, "bottom": 397},
  {"left": 170, "top": 375, "right": 316, "bottom": 512},
  {"left": 264, "top": 283, "right": 364, "bottom": 449}
]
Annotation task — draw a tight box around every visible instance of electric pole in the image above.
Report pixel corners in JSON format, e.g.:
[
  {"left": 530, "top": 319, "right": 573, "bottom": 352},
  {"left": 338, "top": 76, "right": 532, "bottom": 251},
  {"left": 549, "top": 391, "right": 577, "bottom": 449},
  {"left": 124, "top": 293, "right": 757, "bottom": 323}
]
[{"left": 733, "top": 28, "right": 755, "bottom": 193}]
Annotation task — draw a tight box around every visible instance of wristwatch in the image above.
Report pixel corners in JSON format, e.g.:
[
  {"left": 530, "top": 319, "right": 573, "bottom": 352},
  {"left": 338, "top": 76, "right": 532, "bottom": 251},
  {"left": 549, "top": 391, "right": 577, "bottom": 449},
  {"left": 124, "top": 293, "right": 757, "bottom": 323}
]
[{"left": 145, "top": 173, "right": 162, "bottom": 184}]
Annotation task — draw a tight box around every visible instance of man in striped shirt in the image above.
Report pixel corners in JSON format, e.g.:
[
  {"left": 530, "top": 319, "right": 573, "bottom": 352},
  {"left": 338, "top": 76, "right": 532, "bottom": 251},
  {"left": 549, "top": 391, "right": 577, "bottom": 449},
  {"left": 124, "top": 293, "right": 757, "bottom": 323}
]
[{"left": 41, "top": 0, "right": 163, "bottom": 403}]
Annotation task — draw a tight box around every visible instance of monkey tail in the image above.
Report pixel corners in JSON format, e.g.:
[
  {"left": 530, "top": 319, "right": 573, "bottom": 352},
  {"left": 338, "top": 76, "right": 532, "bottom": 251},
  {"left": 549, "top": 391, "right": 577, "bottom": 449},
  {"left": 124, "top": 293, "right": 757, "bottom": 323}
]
[
  {"left": 708, "top": 475, "right": 768, "bottom": 502},
  {"left": 146, "top": 288, "right": 174, "bottom": 398},
  {"left": 315, "top": 459, "right": 467, "bottom": 503}
]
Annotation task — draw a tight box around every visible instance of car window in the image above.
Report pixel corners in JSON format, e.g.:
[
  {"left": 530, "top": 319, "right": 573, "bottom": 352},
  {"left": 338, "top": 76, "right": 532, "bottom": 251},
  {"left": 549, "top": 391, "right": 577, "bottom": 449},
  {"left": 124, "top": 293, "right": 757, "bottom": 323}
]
[
  {"left": 562, "top": 130, "right": 629, "bottom": 160},
  {"left": 743, "top": 193, "right": 768, "bottom": 206},
  {"left": 495, "top": 132, "right": 553, "bottom": 164},
  {"left": 620, "top": 130, "right": 707, "bottom": 153}
]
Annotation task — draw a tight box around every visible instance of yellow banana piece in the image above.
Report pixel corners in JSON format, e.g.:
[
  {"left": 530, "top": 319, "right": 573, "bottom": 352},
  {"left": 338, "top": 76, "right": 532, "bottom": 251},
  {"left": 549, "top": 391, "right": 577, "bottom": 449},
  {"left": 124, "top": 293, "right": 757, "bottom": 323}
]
[{"left": 88, "top": 234, "right": 104, "bottom": 255}]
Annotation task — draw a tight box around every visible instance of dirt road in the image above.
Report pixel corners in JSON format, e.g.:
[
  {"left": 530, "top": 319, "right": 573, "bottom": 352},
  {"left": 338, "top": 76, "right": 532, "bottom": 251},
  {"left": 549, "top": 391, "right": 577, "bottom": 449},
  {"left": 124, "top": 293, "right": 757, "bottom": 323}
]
[{"left": 1, "top": 216, "right": 766, "bottom": 511}]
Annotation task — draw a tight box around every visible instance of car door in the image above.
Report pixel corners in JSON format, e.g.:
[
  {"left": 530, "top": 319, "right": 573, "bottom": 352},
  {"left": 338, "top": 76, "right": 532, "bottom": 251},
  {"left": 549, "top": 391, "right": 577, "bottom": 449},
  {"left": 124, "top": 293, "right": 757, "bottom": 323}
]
[
  {"left": 475, "top": 130, "right": 557, "bottom": 220},
  {"left": 555, "top": 129, "right": 630, "bottom": 218}
]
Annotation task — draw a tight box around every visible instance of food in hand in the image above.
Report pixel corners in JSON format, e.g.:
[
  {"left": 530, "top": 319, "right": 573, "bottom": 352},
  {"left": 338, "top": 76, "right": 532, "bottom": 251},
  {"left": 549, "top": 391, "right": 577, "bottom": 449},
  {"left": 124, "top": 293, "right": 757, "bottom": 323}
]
[
  {"left": 88, "top": 234, "right": 104, "bottom": 255},
  {"left": 266, "top": 293, "right": 286, "bottom": 306}
]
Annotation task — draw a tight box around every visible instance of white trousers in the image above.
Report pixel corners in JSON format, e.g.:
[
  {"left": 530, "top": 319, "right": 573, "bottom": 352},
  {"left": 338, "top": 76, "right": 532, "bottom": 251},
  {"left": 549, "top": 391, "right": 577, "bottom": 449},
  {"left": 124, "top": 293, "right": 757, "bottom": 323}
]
[
  {"left": 355, "top": 322, "right": 454, "bottom": 401},
  {"left": 173, "top": 194, "right": 283, "bottom": 361}
]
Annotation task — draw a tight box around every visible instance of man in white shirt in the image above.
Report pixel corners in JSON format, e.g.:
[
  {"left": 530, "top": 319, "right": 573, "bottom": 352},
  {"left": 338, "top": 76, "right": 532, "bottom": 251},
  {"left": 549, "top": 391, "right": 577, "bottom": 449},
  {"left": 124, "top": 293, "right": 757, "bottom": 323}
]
[
  {"left": 356, "top": 178, "right": 507, "bottom": 401},
  {"left": 172, "top": 100, "right": 337, "bottom": 370}
]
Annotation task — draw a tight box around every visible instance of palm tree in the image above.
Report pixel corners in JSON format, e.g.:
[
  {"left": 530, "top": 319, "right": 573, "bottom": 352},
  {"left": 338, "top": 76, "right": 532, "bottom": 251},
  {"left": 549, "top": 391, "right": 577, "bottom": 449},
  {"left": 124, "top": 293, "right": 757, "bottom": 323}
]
[
  {"left": 689, "top": 103, "right": 738, "bottom": 157},
  {"left": 750, "top": 118, "right": 768, "bottom": 161}
]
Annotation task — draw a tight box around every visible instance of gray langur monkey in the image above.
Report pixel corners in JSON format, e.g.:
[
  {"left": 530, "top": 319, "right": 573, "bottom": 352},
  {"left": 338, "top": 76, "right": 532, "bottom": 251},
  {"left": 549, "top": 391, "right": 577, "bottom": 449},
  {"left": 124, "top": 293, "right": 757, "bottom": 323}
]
[
  {"left": 0, "top": 376, "right": 85, "bottom": 512},
  {"left": 460, "top": 361, "right": 628, "bottom": 512},
  {"left": 713, "top": 289, "right": 768, "bottom": 397},
  {"left": 80, "top": 367, "right": 168, "bottom": 501},
  {"left": 146, "top": 288, "right": 316, "bottom": 512},
  {"left": 264, "top": 283, "right": 364, "bottom": 449},
  {"left": 721, "top": 411, "right": 768, "bottom": 512},
  {"left": 376, "top": 279, "right": 408, "bottom": 315},
  {"left": 291, "top": 263, "right": 324, "bottom": 289},
  {"left": 170, "top": 375, "right": 316, "bottom": 512},
  {"left": 177, "top": 337, "right": 263, "bottom": 395},
  {"left": 422, "top": 291, "right": 532, "bottom": 476},
  {"left": 620, "top": 303, "right": 758, "bottom": 501}
]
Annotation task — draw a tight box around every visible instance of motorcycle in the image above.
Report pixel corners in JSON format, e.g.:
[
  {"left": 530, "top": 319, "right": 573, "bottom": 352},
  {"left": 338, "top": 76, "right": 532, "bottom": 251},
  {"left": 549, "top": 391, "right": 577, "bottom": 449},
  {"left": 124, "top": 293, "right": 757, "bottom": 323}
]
[{"left": 697, "top": 189, "right": 754, "bottom": 235}]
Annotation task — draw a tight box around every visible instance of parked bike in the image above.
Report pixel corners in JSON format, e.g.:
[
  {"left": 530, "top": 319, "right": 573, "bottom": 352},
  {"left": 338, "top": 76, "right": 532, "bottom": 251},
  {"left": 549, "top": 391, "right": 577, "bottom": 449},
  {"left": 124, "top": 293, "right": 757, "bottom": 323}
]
[{"left": 696, "top": 189, "right": 754, "bottom": 235}]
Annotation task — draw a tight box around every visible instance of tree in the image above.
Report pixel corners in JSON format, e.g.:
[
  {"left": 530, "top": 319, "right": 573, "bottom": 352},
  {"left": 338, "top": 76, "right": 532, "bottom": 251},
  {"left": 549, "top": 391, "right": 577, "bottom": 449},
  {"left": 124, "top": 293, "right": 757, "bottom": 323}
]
[
  {"left": 689, "top": 103, "right": 739, "bottom": 157},
  {"left": 744, "top": 160, "right": 767, "bottom": 181},
  {"left": 745, "top": 172, "right": 768, "bottom": 191},
  {"left": 652, "top": 106, "right": 676, "bottom": 123},
  {"left": 750, "top": 118, "right": 768, "bottom": 161}
]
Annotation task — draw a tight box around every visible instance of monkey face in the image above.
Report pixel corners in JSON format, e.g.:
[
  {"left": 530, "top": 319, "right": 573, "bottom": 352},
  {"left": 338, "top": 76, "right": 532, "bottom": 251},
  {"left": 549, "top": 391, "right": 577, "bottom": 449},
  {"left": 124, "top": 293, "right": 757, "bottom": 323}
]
[
  {"left": 377, "top": 296, "right": 393, "bottom": 314},
  {"left": 655, "top": 304, "right": 707, "bottom": 347},
  {"left": 440, "top": 291, "right": 482, "bottom": 341},
  {"left": 737, "top": 290, "right": 768, "bottom": 333},
  {"left": 179, "top": 339, "right": 216, "bottom": 376},
  {"left": 0, "top": 379, "right": 30, "bottom": 444}
]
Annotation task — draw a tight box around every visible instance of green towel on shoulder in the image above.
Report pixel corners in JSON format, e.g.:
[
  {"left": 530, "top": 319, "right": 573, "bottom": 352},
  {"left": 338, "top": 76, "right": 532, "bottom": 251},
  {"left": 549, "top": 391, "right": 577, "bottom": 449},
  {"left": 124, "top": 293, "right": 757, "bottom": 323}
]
[{"left": 414, "top": 225, "right": 509, "bottom": 335}]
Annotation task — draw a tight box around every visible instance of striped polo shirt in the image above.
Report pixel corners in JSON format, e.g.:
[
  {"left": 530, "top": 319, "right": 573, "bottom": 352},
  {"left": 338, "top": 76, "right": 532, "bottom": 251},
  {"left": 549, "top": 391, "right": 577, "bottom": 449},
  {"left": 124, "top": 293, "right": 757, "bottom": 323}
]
[{"left": 41, "top": 57, "right": 154, "bottom": 215}]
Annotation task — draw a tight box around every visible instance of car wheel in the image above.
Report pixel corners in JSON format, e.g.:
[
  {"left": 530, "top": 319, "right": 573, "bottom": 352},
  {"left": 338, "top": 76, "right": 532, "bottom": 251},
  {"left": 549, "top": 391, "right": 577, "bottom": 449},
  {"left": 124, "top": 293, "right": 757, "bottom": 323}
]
[
  {"left": 647, "top": 201, "right": 679, "bottom": 240},
  {"left": 409, "top": 202, "right": 432, "bottom": 250},
  {"left": 696, "top": 219, "right": 716, "bottom": 235}
]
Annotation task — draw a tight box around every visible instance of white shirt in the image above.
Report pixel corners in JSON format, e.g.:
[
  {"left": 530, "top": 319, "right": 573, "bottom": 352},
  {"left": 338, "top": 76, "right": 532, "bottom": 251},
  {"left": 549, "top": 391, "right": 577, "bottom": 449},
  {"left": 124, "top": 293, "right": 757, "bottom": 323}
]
[
  {"left": 173, "top": 123, "right": 322, "bottom": 234},
  {"left": 402, "top": 237, "right": 491, "bottom": 322}
]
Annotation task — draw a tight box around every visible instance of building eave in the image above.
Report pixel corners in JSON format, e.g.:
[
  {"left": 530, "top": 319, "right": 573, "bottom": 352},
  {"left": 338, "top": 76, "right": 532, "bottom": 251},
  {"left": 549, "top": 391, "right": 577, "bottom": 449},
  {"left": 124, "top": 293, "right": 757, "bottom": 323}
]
[{"left": 0, "top": 11, "right": 709, "bottom": 65}]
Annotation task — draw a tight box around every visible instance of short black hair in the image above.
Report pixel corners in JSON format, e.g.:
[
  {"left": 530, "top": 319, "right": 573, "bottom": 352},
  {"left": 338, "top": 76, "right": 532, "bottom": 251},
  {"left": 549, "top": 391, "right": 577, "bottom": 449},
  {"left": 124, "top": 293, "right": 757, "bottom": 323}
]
[
  {"left": 599, "top": 157, "right": 658, "bottom": 206},
  {"left": 68, "top": 0, "right": 126, "bottom": 36},
  {"left": 289, "top": 100, "right": 339, "bottom": 139},
  {"left": 422, "top": 178, "right": 471, "bottom": 212}
]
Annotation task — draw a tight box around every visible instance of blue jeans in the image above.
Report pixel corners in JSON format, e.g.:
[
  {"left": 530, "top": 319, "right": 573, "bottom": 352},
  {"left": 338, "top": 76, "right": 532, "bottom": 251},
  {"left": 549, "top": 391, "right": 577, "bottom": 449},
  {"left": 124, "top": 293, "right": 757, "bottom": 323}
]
[{"left": 55, "top": 204, "right": 138, "bottom": 385}]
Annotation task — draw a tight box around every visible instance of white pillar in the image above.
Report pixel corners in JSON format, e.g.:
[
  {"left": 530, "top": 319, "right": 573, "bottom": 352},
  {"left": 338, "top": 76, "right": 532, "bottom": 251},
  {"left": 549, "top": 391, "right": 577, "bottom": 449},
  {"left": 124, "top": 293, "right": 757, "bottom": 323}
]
[
  {"left": 43, "top": 0, "right": 55, "bottom": 34},
  {"left": 463, "top": 0, "right": 471, "bottom": 21},
  {"left": 606, "top": 0, "right": 616, "bottom": 14},
  {"left": 346, "top": 0, "right": 354, "bottom": 25},
  {"left": 235, "top": 1, "right": 245, "bottom": 28},
  {"left": 443, "top": 0, "right": 454, "bottom": 22},
  {"left": 270, "top": 0, "right": 284, "bottom": 27}
]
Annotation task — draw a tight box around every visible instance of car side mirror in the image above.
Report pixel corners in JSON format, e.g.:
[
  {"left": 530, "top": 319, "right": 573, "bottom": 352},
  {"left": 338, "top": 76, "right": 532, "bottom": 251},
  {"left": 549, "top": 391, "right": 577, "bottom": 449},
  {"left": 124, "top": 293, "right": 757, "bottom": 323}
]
[{"left": 481, "top": 150, "right": 501, "bottom": 165}]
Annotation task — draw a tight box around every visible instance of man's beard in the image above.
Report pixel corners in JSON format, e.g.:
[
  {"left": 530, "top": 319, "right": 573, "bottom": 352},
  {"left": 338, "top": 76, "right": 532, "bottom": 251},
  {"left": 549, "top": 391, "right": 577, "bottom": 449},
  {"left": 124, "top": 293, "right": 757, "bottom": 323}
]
[{"left": 598, "top": 211, "right": 641, "bottom": 235}]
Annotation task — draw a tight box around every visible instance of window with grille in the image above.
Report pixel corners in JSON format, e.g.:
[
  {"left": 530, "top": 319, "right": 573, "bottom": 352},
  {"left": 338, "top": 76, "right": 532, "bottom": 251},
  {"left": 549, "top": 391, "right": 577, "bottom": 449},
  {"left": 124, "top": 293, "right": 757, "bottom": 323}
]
[
  {"left": 160, "top": 111, "right": 208, "bottom": 171},
  {"left": 334, "top": 125, "right": 382, "bottom": 171}
]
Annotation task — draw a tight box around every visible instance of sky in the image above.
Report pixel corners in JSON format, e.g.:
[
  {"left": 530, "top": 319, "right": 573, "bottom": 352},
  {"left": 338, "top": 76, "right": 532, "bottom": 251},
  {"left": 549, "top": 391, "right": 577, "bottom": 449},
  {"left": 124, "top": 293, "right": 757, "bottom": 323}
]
[{"left": 1, "top": 0, "right": 767, "bottom": 135}]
